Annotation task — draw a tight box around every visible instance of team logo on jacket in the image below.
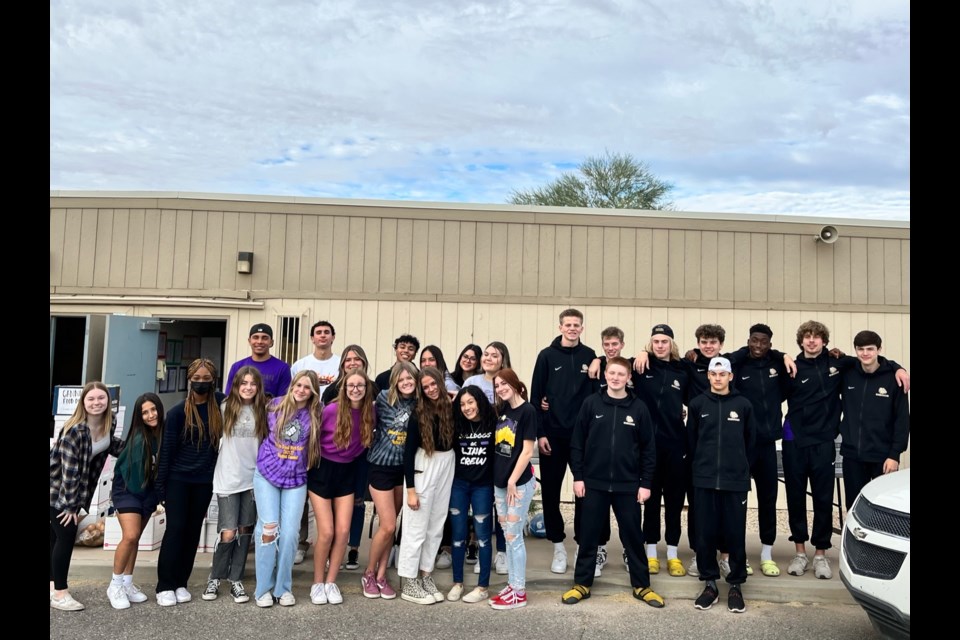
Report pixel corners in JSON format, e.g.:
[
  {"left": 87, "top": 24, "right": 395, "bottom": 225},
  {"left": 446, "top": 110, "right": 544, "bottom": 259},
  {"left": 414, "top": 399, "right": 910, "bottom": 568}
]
[
  {"left": 625, "top": 415, "right": 634, "bottom": 425},
  {"left": 672, "top": 379, "right": 680, "bottom": 389},
  {"left": 728, "top": 411, "right": 740, "bottom": 422},
  {"left": 769, "top": 368, "right": 778, "bottom": 377},
  {"left": 829, "top": 367, "right": 839, "bottom": 376},
  {"left": 876, "top": 387, "right": 889, "bottom": 397},
  {"left": 581, "top": 364, "right": 589, "bottom": 373}
]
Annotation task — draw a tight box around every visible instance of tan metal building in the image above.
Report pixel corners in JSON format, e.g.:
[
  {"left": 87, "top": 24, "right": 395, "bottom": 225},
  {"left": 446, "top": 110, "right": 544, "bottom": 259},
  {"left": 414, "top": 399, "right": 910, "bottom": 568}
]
[{"left": 50, "top": 191, "right": 910, "bottom": 473}]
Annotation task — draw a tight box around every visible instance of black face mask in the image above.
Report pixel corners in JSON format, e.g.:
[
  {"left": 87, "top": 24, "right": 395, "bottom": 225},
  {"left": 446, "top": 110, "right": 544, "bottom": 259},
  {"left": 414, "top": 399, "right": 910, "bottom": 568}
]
[{"left": 191, "top": 381, "right": 213, "bottom": 396}]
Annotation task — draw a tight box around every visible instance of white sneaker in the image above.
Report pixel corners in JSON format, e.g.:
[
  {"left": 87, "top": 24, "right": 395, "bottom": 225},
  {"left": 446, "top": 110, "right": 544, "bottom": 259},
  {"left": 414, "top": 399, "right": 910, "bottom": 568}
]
[
  {"left": 325, "top": 583, "right": 343, "bottom": 605},
  {"left": 175, "top": 587, "right": 192, "bottom": 603},
  {"left": 495, "top": 551, "right": 508, "bottom": 575},
  {"left": 461, "top": 586, "right": 489, "bottom": 604},
  {"left": 256, "top": 592, "right": 274, "bottom": 608},
  {"left": 294, "top": 547, "right": 306, "bottom": 565},
  {"left": 687, "top": 556, "right": 699, "bottom": 577},
  {"left": 436, "top": 549, "right": 452, "bottom": 569},
  {"left": 788, "top": 553, "right": 809, "bottom": 576},
  {"left": 310, "top": 582, "right": 327, "bottom": 605},
  {"left": 447, "top": 583, "right": 463, "bottom": 602},
  {"left": 812, "top": 555, "right": 833, "bottom": 580},
  {"left": 156, "top": 590, "right": 178, "bottom": 607},
  {"left": 50, "top": 593, "right": 85, "bottom": 611},
  {"left": 107, "top": 583, "right": 130, "bottom": 610},
  {"left": 551, "top": 544, "right": 567, "bottom": 574},
  {"left": 719, "top": 558, "right": 731, "bottom": 578},
  {"left": 123, "top": 582, "right": 149, "bottom": 603},
  {"left": 278, "top": 592, "right": 296, "bottom": 606},
  {"left": 595, "top": 545, "right": 607, "bottom": 577},
  {"left": 474, "top": 561, "right": 481, "bottom": 574}
]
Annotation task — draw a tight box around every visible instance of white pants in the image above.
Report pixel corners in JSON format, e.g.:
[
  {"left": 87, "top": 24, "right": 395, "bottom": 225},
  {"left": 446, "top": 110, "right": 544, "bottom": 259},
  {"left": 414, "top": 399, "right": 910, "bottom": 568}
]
[{"left": 397, "top": 448, "right": 455, "bottom": 579}]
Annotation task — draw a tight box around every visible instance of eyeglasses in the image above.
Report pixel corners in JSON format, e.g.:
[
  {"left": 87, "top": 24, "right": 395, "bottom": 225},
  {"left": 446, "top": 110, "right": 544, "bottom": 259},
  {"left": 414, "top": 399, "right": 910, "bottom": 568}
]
[
  {"left": 462, "top": 355, "right": 478, "bottom": 361},
  {"left": 346, "top": 384, "right": 366, "bottom": 391}
]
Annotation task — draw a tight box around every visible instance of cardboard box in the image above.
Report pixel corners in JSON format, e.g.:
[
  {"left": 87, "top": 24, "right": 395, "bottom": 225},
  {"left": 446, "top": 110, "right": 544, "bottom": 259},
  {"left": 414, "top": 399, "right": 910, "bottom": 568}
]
[{"left": 103, "top": 510, "right": 165, "bottom": 551}]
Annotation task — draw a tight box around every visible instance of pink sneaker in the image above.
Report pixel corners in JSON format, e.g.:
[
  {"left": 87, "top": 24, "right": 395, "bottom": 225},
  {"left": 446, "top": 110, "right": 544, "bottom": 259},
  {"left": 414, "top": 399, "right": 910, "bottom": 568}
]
[
  {"left": 375, "top": 576, "right": 396, "bottom": 599},
  {"left": 361, "top": 571, "right": 380, "bottom": 599},
  {"left": 490, "top": 587, "right": 527, "bottom": 610}
]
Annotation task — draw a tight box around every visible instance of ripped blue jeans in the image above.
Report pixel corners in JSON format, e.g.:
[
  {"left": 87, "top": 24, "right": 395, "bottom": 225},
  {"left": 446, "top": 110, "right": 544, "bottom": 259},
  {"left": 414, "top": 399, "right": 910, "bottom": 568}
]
[
  {"left": 252, "top": 470, "right": 307, "bottom": 599},
  {"left": 449, "top": 478, "right": 494, "bottom": 586},
  {"left": 493, "top": 476, "right": 536, "bottom": 591}
]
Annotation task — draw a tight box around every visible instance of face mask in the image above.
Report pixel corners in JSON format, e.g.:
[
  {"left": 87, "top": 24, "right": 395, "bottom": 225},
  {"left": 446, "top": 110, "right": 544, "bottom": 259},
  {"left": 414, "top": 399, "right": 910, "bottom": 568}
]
[{"left": 191, "top": 381, "right": 213, "bottom": 395}]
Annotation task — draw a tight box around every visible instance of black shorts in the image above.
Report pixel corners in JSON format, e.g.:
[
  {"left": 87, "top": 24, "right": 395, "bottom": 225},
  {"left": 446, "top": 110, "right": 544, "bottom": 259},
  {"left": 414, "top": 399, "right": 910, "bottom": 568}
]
[
  {"left": 111, "top": 472, "right": 159, "bottom": 517},
  {"left": 367, "top": 463, "right": 404, "bottom": 492},
  {"left": 308, "top": 458, "right": 358, "bottom": 499}
]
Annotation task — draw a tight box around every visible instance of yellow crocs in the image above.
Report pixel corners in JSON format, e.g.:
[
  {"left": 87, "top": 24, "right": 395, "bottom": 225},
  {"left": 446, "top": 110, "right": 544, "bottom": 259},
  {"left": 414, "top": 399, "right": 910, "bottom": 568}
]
[
  {"left": 667, "top": 558, "right": 686, "bottom": 577},
  {"left": 760, "top": 560, "right": 780, "bottom": 577},
  {"left": 647, "top": 557, "right": 660, "bottom": 575}
]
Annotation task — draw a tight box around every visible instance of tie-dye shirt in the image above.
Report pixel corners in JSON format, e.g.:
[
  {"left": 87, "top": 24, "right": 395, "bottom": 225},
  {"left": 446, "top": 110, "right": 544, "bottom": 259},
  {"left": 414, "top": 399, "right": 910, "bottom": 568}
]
[{"left": 256, "top": 399, "right": 312, "bottom": 488}]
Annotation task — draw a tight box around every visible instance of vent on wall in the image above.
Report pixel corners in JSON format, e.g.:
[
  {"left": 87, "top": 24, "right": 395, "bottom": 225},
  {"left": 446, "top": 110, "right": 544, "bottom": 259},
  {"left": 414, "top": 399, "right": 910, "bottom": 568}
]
[{"left": 276, "top": 316, "right": 301, "bottom": 366}]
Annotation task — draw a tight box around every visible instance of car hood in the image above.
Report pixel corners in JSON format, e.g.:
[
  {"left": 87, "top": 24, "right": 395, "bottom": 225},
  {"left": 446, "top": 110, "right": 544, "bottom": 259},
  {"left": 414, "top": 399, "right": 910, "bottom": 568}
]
[{"left": 859, "top": 468, "right": 910, "bottom": 513}]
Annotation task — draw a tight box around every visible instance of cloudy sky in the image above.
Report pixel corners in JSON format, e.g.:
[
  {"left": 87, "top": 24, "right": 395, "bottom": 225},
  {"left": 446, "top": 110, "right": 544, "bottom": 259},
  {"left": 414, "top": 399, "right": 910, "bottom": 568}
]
[{"left": 50, "top": 0, "right": 910, "bottom": 220}]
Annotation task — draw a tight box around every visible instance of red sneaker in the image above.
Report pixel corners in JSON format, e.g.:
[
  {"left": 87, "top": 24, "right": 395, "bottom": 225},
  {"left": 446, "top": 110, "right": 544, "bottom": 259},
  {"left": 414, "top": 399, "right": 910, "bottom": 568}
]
[
  {"left": 488, "top": 585, "right": 513, "bottom": 604},
  {"left": 490, "top": 588, "right": 527, "bottom": 610}
]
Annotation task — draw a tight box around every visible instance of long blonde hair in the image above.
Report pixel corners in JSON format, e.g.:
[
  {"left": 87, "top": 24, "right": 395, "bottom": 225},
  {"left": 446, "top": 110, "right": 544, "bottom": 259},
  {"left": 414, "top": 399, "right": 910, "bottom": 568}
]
[
  {"left": 272, "top": 370, "right": 322, "bottom": 449},
  {"left": 386, "top": 361, "right": 420, "bottom": 406},
  {"left": 184, "top": 358, "right": 223, "bottom": 448},
  {"left": 643, "top": 336, "right": 681, "bottom": 361},
  {"left": 415, "top": 367, "right": 454, "bottom": 455},
  {"left": 61, "top": 381, "right": 113, "bottom": 441},
  {"left": 222, "top": 366, "right": 269, "bottom": 442}
]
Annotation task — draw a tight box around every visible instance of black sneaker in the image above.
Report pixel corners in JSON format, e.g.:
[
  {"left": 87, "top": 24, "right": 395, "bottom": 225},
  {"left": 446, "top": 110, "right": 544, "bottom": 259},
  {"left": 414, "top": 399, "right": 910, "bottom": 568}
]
[
  {"left": 345, "top": 548, "right": 360, "bottom": 570},
  {"left": 694, "top": 584, "right": 719, "bottom": 610},
  {"left": 465, "top": 542, "right": 479, "bottom": 565},
  {"left": 727, "top": 586, "right": 745, "bottom": 613},
  {"left": 230, "top": 581, "right": 250, "bottom": 604},
  {"left": 201, "top": 579, "right": 219, "bottom": 601}
]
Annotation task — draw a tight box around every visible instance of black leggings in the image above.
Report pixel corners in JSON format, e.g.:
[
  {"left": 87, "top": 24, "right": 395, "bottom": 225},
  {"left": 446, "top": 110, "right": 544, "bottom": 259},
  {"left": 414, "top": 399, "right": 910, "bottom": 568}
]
[{"left": 50, "top": 506, "right": 79, "bottom": 590}]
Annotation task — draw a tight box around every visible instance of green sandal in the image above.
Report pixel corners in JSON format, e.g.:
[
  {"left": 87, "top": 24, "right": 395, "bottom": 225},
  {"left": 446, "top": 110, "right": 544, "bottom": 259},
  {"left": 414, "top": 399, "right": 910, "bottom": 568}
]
[{"left": 760, "top": 560, "right": 781, "bottom": 576}]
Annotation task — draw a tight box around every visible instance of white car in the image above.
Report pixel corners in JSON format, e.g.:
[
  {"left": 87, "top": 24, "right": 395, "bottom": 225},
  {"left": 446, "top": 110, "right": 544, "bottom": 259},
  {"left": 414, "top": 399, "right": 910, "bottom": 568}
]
[{"left": 839, "top": 468, "right": 910, "bottom": 639}]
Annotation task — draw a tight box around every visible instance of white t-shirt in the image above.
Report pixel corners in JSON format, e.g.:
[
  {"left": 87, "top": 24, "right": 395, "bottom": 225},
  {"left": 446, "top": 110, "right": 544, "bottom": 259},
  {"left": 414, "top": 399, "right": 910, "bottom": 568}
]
[
  {"left": 462, "top": 374, "right": 495, "bottom": 404},
  {"left": 290, "top": 352, "right": 341, "bottom": 395},
  {"left": 214, "top": 404, "right": 260, "bottom": 495}
]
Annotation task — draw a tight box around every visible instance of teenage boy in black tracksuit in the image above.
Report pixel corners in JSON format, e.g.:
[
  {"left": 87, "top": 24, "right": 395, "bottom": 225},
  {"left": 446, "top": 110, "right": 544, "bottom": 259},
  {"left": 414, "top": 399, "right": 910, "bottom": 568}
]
[
  {"left": 530, "top": 308, "right": 597, "bottom": 574},
  {"left": 839, "top": 330, "right": 910, "bottom": 508},
  {"left": 688, "top": 356, "right": 755, "bottom": 614},
  {"left": 562, "top": 357, "right": 664, "bottom": 608},
  {"left": 631, "top": 324, "right": 691, "bottom": 578}
]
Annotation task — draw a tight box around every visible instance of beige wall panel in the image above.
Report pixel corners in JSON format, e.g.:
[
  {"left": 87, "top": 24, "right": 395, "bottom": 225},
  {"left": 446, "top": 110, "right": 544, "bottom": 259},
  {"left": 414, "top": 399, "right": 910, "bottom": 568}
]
[
  {"left": 377, "top": 218, "right": 397, "bottom": 293},
  {"left": 699, "top": 230, "right": 718, "bottom": 301},
  {"left": 76, "top": 208, "right": 100, "bottom": 286},
  {"left": 219, "top": 211, "right": 240, "bottom": 291},
  {"left": 363, "top": 218, "right": 382, "bottom": 294},
  {"left": 329, "top": 217, "right": 351, "bottom": 292},
  {"left": 900, "top": 240, "right": 910, "bottom": 306},
  {"left": 505, "top": 223, "right": 524, "bottom": 296},
  {"left": 538, "top": 224, "right": 556, "bottom": 297},
  {"left": 683, "top": 230, "right": 702, "bottom": 301},
  {"left": 601, "top": 227, "right": 620, "bottom": 298},
  {"left": 667, "top": 229, "right": 685, "bottom": 300},
  {"left": 426, "top": 220, "right": 444, "bottom": 294},
  {"left": 393, "top": 219, "right": 412, "bottom": 293},
  {"left": 799, "top": 234, "right": 818, "bottom": 304},
  {"left": 634, "top": 229, "right": 653, "bottom": 299},
  {"left": 569, "top": 226, "right": 588, "bottom": 297},
  {"left": 326, "top": 300, "right": 349, "bottom": 352},
  {"left": 732, "top": 232, "right": 750, "bottom": 302},
  {"left": 716, "top": 231, "right": 735, "bottom": 301},
  {"left": 553, "top": 225, "right": 571, "bottom": 297},
  {"left": 816, "top": 241, "right": 835, "bottom": 304},
  {"left": 782, "top": 235, "right": 800, "bottom": 303},
  {"left": 282, "top": 215, "right": 302, "bottom": 292},
  {"left": 473, "top": 222, "right": 492, "bottom": 295},
  {"left": 108, "top": 210, "right": 129, "bottom": 288},
  {"left": 849, "top": 237, "right": 868, "bottom": 305},
  {"left": 410, "top": 220, "right": 429, "bottom": 293},
  {"left": 347, "top": 217, "right": 366, "bottom": 292},
  {"left": 617, "top": 229, "right": 637, "bottom": 299},
  {"left": 866, "top": 238, "right": 885, "bottom": 305},
  {"left": 650, "top": 229, "right": 669, "bottom": 300},
  {"left": 436, "top": 302, "right": 460, "bottom": 355},
  {"left": 92, "top": 209, "right": 113, "bottom": 287},
  {"left": 298, "top": 215, "right": 318, "bottom": 293},
  {"left": 442, "top": 221, "right": 460, "bottom": 295},
  {"left": 420, "top": 302, "right": 441, "bottom": 346},
  {"left": 472, "top": 303, "right": 492, "bottom": 347},
  {"left": 458, "top": 221, "right": 477, "bottom": 296},
  {"left": 265, "top": 214, "right": 287, "bottom": 291},
  {"left": 522, "top": 224, "right": 540, "bottom": 296},
  {"left": 766, "top": 234, "right": 784, "bottom": 303},
  {"left": 201, "top": 211, "right": 223, "bottom": 290},
  {"left": 357, "top": 300, "right": 381, "bottom": 357},
  {"left": 124, "top": 209, "right": 145, "bottom": 287},
  {"left": 185, "top": 211, "right": 206, "bottom": 289},
  {"left": 170, "top": 210, "right": 193, "bottom": 288},
  {"left": 883, "top": 239, "right": 902, "bottom": 305},
  {"left": 50, "top": 208, "right": 67, "bottom": 285},
  {"left": 374, "top": 301, "right": 397, "bottom": 375},
  {"left": 140, "top": 210, "right": 161, "bottom": 288},
  {"left": 749, "top": 233, "right": 767, "bottom": 302},
  {"left": 314, "top": 216, "right": 334, "bottom": 292},
  {"left": 586, "top": 228, "right": 604, "bottom": 296},
  {"left": 250, "top": 213, "right": 272, "bottom": 291},
  {"left": 455, "top": 303, "right": 476, "bottom": 348},
  {"left": 155, "top": 210, "right": 178, "bottom": 289},
  {"left": 832, "top": 237, "right": 851, "bottom": 304}
]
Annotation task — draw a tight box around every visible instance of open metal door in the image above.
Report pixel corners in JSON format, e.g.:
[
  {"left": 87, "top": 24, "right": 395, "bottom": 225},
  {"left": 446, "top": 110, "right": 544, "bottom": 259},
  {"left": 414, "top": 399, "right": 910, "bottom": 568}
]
[{"left": 101, "top": 315, "right": 160, "bottom": 438}]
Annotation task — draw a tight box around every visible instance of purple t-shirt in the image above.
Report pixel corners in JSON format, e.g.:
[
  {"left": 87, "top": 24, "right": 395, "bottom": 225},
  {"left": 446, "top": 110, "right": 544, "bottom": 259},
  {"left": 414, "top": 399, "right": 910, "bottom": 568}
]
[
  {"left": 318, "top": 402, "right": 369, "bottom": 463},
  {"left": 256, "top": 399, "right": 312, "bottom": 488},
  {"left": 225, "top": 356, "right": 292, "bottom": 400}
]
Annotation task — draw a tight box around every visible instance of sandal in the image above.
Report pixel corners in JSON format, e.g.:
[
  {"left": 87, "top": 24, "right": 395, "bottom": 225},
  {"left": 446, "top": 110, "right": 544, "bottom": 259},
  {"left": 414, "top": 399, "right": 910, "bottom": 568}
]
[
  {"left": 760, "top": 560, "right": 781, "bottom": 577},
  {"left": 667, "top": 558, "right": 686, "bottom": 577},
  {"left": 647, "top": 557, "right": 660, "bottom": 575}
]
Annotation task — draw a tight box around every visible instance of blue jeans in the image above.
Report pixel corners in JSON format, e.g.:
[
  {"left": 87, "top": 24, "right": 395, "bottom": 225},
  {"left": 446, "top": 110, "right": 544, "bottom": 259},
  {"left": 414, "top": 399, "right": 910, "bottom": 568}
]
[
  {"left": 450, "top": 478, "right": 493, "bottom": 586},
  {"left": 252, "top": 470, "right": 307, "bottom": 599},
  {"left": 494, "top": 476, "right": 536, "bottom": 591}
]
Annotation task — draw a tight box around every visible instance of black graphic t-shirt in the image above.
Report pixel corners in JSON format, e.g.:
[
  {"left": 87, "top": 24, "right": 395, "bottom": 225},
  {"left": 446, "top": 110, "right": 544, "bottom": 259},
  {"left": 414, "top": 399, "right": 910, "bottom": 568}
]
[
  {"left": 455, "top": 419, "right": 495, "bottom": 485},
  {"left": 493, "top": 403, "right": 537, "bottom": 489}
]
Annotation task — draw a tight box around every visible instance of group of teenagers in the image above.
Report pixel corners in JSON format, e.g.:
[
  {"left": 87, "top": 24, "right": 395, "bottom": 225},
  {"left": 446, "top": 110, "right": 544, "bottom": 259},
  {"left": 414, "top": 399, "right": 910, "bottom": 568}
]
[{"left": 49, "top": 310, "right": 910, "bottom": 616}]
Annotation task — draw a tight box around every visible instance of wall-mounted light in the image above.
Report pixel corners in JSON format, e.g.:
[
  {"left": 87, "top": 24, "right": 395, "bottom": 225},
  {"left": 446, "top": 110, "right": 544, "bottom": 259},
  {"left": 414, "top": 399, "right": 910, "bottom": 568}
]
[{"left": 237, "top": 251, "right": 254, "bottom": 274}]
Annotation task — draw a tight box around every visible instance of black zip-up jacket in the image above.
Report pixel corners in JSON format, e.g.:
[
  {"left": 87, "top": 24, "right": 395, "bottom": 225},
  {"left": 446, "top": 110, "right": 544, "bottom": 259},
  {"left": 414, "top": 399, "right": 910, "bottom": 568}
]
[
  {"left": 633, "top": 355, "right": 691, "bottom": 451},
  {"left": 530, "top": 336, "right": 597, "bottom": 439},
  {"left": 571, "top": 391, "right": 656, "bottom": 494},
  {"left": 785, "top": 352, "right": 858, "bottom": 448},
  {"left": 840, "top": 356, "right": 910, "bottom": 463},
  {"left": 733, "top": 352, "right": 790, "bottom": 444},
  {"left": 687, "top": 388, "right": 755, "bottom": 492},
  {"left": 685, "top": 346, "right": 787, "bottom": 398}
]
